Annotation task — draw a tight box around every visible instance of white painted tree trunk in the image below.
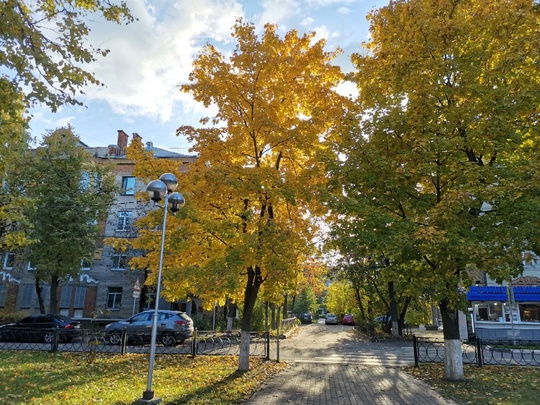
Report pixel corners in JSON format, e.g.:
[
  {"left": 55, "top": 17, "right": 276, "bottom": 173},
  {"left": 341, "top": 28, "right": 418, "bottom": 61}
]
[
  {"left": 226, "top": 317, "right": 234, "bottom": 334},
  {"left": 238, "top": 330, "right": 251, "bottom": 371},
  {"left": 444, "top": 339, "right": 465, "bottom": 380},
  {"left": 391, "top": 320, "right": 399, "bottom": 337}
]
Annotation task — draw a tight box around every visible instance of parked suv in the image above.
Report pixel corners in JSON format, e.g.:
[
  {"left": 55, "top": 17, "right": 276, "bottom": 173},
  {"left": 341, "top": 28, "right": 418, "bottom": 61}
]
[
  {"left": 0, "top": 314, "right": 81, "bottom": 343},
  {"left": 299, "top": 312, "right": 312, "bottom": 324},
  {"left": 105, "top": 310, "right": 193, "bottom": 346}
]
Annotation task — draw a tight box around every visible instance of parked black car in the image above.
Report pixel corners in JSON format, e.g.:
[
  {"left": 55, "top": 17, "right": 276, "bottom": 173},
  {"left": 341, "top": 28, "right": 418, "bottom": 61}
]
[
  {"left": 104, "top": 310, "right": 194, "bottom": 346},
  {"left": 299, "top": 312, "right": 312, "bottom": 324},
  {"left": 0, "top": 314, "right": 81, "bottom": 343}
]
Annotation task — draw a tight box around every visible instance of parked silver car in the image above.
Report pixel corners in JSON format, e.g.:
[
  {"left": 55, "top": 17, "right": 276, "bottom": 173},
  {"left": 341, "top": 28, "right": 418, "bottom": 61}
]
[
  {"left": 105, "top": 310, "right": 193, "bottom": 346},
  {"left": 325, "top": 313, "right": 338, "bottom": 325}
]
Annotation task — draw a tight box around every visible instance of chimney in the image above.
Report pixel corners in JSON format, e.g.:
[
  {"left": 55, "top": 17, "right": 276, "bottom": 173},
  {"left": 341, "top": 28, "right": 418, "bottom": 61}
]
[
  {"left": 108, "top": 144, "right": 120, "bottom": 156},
  {"left": 117, "top": 130, "right": 129, "bottom": 155},
  {"left": 132, "top": 133, "right": 143, "bottom": 143},
  {"left": 146, "top": 141, "right": 154, "bottom": 151}
]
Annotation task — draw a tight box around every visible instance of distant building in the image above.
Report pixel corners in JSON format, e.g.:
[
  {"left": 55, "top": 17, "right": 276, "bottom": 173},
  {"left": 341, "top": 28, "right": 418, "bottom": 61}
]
[
  {"left": 0, "top": 130, "right": 200, "bottom": 322},
  {"left": 466, "top": 254, "right": 540, "bottom": 340}
]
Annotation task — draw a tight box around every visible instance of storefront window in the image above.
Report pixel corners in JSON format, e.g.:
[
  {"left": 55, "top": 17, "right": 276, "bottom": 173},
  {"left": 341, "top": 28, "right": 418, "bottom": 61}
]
[
  {"left": 475, "top": 302, "right": 504, "bottom": 322},
  {"left": 519, "top": 304, "right": 540, "bottom": 322}
]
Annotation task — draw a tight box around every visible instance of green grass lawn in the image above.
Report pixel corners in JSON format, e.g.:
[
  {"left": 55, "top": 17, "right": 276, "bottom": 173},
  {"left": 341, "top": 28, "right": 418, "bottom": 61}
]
[
  {"left": 404, "top": 363, "right": 540, "bottom": 405},
  {"left": 1, "top": 351, "right": 539, "bottom": 404},
  {"left": 0, "top": 351, "right": 286, "bottom": 405}
]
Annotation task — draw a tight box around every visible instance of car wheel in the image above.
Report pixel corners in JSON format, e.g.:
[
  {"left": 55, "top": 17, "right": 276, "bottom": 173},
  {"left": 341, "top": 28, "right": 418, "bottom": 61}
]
[
  {"left": 108, "top": 332, "right": 122, "bottom": 345},
  {"left": 160, "top": 332, "right": 177, "bottom": 346},
  {"left": 43, "top": 332, "right": 55, "bottom": 344}
]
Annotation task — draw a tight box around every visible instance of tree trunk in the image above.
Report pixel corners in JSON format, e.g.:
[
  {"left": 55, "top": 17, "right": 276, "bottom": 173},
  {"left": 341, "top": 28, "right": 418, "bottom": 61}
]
[
  {"left": 49, "top": 274, "right": 59, "bottom": 314},
  {"left": 282, "top": 294, "right": 288, "bottom": 319},
  {"left": 354, "top": 286, "right": 365, "bottom": 320},
  {"left": 238, "top": 265, "right": 263, "bottom": 371},
  {"left": 226, "top": 302, "right": 236, "bottom": 334},
  {"left": 290, "top": 295, "right": 296, "bottom": 313},
  {"left": 35, "top": 277, "right": 45, "bottom": 314},
  {"left": 388, "top": 281, "right": 399, "bottom": 337},
  {"left": 439, "top": 300, "right": 465, "bottom": 381}
]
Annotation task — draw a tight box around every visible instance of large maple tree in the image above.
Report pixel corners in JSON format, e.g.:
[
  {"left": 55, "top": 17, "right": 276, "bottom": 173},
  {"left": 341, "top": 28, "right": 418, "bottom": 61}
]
[
  {"left": 127, "top": 19, "right": 348, "bottom": 371},
  {"left": 330, "top": 0, "right": 540, "bottom": 380}
]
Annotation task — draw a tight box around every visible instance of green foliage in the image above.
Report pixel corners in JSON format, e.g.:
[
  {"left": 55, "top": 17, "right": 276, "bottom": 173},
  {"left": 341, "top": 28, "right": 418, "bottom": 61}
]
[
  {"left": 0, "top": 309, "right": 29, "bottom": 323},
  {"left": 325, "top": 280, "right": 356, "bottom": 316},
  {"left": 329, "top": 0, "right": 540, "bottom": 319},
  {"left": 0, "top": 78, "right": 32, "bottom": 250},
  {"left": 249, "top": 300, "right": 266, "bottom": 333},
  {"left": 190, "top": 314, "right": 211, "bottom": 331},
  {"left": 295, "top": 286, "right": 319, "bottom": 314},
  {"left": 24, "top": 127, "right": 118, "bottom": 312},
  {"left": 0, "top": 0, "right": 133, "bottom": 112}
]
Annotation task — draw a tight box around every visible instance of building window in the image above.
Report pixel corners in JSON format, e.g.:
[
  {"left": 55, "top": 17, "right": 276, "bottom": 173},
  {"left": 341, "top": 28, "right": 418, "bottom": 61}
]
[
  {"left": 74, "top": 287, "right": 86, "bottom": 309},
  {"left": 107, "top": 287, "right": 123, "bottom": 310},
  {"left": 27, "top": 261, "right": 35, "bottom": 271},
  {"left": 116, "top": 211, "right": 133, "bottom": 232},
  {"left": 20, "top": 285, "right": 34, "bottom": 308},
  {"left": 475, "top": 302, "right": 504, "bottom": 322},
  {"left": 111, "top": 251, "right": 128, "bottom": 270},
  {"left": 3, "top": 252, "right": 15, "bottom": 270},
  {"left": 519, "top": 304, "right": 540, "bottom": 322},
  {"left": 0, "top": 285, "right": 7, "bottom": 307},
  {"left": 60, "top": 286, "right": 71, "bottom": 309},
  {"left": 121, "top": 176, "right": 136, "bottom": 195}
]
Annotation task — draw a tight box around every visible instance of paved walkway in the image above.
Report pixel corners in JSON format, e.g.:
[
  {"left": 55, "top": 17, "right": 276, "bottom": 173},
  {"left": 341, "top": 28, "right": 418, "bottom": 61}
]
[{"left": 245, "top": 362, "right": 460, "bottom": 405}]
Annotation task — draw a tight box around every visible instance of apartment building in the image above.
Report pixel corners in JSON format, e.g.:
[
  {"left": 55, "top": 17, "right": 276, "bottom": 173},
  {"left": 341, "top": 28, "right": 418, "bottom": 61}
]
[{"left": 0, "top": 130, "right": 199, "bottom": 322}]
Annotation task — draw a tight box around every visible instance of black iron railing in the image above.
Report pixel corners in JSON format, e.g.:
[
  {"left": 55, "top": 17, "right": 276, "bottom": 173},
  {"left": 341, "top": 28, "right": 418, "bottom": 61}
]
[
  {"left": 413, "top": 335, "right": 540, "bottom": 367},
  {"left": 0, "top": 327, "right": 270, "bottom": 357}
]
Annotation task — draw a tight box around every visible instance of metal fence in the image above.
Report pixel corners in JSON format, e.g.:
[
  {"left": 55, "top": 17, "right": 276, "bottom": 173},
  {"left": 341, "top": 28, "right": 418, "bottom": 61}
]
[
  {"left": 413, "top": 335, "right": 540, "bottom": 367},
  {"left": 0, "top": 328, "right": 271, "bottom": 358}
]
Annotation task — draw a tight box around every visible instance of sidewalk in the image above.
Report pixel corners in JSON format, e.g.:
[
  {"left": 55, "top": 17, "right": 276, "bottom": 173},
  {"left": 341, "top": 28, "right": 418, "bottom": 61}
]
[
  {"left": 245, "top": 327, "right": 458, "bottom": 405},
  {"left": 245, "top": 362, "right": 460, "bottom": 405}
]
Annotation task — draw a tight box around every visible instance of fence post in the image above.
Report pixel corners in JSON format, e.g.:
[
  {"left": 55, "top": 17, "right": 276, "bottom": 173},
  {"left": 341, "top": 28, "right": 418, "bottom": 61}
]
[
  {"left": 413, "top": 335, "right": 419, "bottom": 367},
  {"left": 50, "top": 328, "right": 59, "bottom": 353},
  {"left": 120, "top": 328, "right": 127, "bottom": 355},
  {"left": 476, "top": 338, "right": 483, "bottom": 367},
  {"left": 265, "top": 331, "right": 270, "bottom": 361},
  {"left": 191, "top": 328, "right": 198, "bottom": 358},
  {"left": 265, "top": 302, "right": 270, "bottom": 360}
]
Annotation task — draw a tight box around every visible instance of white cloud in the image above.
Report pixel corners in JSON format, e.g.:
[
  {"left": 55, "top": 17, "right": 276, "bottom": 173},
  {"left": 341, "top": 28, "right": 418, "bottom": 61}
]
[
  {"left": 337, "top": 7, "right": 351, "bottom": 14},
  {"left": 305, "top": 0, "right": 355, "bottom": 6},
  {"left": 258, "top": 0, "right": 301, "bottom": 27},
  {"left": 300, "top": 17, "right": 315, "bottom": 27},
  {"left": 81, "top": 0, "right": 244, "bottom": 123},
  {"left": 30, "top": 108, "right": 75, "bottom": 134}
]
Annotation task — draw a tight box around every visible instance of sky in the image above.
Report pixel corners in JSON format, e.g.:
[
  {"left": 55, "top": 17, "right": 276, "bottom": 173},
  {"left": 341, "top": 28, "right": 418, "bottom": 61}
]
[{"left": 29, "top": 0, "right": 389, "bottom": 152}]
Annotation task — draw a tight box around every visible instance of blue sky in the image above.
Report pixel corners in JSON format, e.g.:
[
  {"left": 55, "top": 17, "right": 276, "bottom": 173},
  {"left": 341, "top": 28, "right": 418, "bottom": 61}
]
[{"left": 29, "top": 0, "right": 388, "bottom": 151}]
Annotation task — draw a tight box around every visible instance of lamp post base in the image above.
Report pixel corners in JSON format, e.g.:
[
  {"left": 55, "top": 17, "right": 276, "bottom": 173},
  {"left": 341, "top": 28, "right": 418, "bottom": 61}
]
[{"left": 133, "top": 391, "right": 162, "bottom": 405}]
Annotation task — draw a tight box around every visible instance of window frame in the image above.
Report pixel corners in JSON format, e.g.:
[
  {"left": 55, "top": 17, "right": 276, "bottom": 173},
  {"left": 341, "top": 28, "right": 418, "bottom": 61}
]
[
  {"left": 116, "top": 211, "right": 133, "bottom": 232},
  {"left": 107, "top": 287, "right": 123, "bottom": 310},
  {"left": 111, "top": 250, "right": 128, "bottom": 270},
  {"left": 120, "top": 176, "right": 136, "bottom": 196}
]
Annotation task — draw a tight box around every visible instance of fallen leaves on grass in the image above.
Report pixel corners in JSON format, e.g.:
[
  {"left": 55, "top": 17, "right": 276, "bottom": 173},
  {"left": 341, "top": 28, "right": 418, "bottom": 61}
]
[
  {"left": 403, "top": 364, "right": 540, "bottom": 405},
  {"left": 0, "top": 351, "right": 287, "bottom": 405}
]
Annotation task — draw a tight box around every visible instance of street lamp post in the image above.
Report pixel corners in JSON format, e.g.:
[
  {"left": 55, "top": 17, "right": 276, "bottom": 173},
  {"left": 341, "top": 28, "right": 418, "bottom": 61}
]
[{"left": 140, "top": 173, "right": 185, "bottom": 404}]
